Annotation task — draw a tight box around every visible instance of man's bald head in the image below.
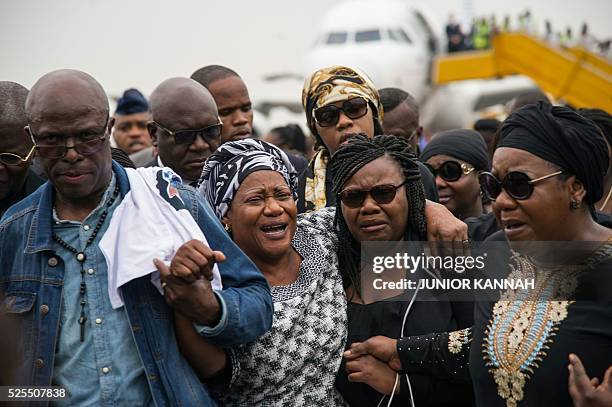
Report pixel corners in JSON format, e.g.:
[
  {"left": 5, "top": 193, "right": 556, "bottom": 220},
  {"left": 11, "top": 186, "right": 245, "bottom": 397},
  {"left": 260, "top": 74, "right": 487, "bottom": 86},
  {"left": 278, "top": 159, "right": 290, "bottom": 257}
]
[
  {"left": 23, "top": 70, "right": 113, "bottom": 213},
  {"left": 150, "top": 77, "right": 218, "bottom": 126},
  {"left": 0, "top": 81, "right": 29, "bottom": 130},
  {"left": 26, "top": 69, "right": 109, "bottom": 126},
  {"left": 148, "top": 77, "right": 220, "bottom": 182}
]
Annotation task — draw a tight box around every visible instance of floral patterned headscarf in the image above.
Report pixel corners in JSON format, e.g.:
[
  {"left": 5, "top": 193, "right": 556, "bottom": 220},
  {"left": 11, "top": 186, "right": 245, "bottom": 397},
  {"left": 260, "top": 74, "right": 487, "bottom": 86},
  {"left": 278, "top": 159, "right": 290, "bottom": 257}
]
[
  {"left": 302, "top": 65, "right": 383, "bottom": 143},
  {"left": 301, "top": 65, "right": 384, "bottom": 211}
]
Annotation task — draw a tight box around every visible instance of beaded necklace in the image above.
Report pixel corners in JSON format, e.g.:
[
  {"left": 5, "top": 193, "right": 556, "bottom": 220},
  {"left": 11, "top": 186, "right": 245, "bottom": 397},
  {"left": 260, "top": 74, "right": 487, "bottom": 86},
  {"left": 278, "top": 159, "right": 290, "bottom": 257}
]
[
  {"left": 52, "top": 183, "right": 120, "bottom": 342},
  {"left": 483, "top": 243, "right": 612, "bottom": 407}
]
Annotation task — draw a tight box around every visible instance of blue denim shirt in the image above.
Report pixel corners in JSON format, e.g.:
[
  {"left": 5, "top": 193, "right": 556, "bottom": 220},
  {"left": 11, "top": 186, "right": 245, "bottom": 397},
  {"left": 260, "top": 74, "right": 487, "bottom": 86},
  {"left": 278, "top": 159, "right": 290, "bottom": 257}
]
[
  {"left": 51, "top": 174, "right": 152, "bottom": 405},
  {"left": 0, "top": 162, "right": 273, "bottom": 406}
]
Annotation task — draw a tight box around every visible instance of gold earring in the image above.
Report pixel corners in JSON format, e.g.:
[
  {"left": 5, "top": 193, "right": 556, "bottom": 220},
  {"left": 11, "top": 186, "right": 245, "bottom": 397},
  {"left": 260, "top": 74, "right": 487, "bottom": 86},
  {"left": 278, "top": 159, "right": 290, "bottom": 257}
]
[{"left": 224, "top": 223, "right": 232, "bottom": 232}]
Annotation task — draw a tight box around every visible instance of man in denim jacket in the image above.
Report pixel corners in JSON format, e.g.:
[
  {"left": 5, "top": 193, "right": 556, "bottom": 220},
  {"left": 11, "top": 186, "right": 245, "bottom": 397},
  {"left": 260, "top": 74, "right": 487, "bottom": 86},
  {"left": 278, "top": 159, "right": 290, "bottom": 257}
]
[{"left": 0, "top": 69, "right": 273, "bottom": 406}]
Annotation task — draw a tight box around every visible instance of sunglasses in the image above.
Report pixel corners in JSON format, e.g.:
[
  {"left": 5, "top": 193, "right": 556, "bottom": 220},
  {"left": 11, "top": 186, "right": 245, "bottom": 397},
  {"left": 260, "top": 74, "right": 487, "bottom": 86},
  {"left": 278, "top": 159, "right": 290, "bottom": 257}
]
[
  {"left": 313, "top": 97, "right": 369, "bottom": 127},
  {"left": 151, "top": 121, "right": 222, "bottom": 146},
  {"left": 339, "top": 181, "right": 407, "bottom": 208},
  {"left": 0, "top": 145, "right": 36, "bottom": 166},
  {"left": 479, "top": 170, "right": 564, "bottom": 201},
  {"left": 425, "top": 160, "right": 474, "bottom": 182},
  {"left": 27, "top": 118, "right": 109, "bottom": 159}
]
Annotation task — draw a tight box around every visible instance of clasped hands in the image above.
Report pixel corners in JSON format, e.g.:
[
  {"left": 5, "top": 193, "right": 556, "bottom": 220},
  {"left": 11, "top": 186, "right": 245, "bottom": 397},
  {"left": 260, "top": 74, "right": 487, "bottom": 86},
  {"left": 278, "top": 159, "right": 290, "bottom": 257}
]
[
  {"left": 344, "top": 335, "right": 401, "bottom": 396},
  {"left": 153, "top": 239, "right": 225, "bottom": 326}
]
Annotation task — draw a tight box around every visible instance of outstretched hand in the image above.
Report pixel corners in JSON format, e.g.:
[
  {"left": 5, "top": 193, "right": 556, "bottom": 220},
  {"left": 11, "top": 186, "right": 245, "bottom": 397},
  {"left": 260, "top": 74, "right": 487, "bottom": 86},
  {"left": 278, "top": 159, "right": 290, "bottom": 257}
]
[{"left": 568, "top": 353, "right": 612, "bottom": 407}]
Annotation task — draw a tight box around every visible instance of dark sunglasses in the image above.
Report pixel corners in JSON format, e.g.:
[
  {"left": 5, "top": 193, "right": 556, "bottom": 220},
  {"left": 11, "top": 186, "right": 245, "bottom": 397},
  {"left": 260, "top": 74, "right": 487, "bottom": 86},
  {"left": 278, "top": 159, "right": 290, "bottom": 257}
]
[
  {"left": 339, "top": 181, "right": 407, "bottom": 208},
  {"left": 479, "top": 170, "right": 564, "bottom": 201},
  {"left": 151, "top": 121, "right": 222, "bottom": 146},
  {"left": 0, "top": 145, "right": 35, "bottom": 166},
  {"left": 425, "top": 160, "right": 474, "bottom": 182},
  {"left": 313, "top": 97, "right": 368, "bottom": 127},
  {"left": 27, "top": 118, "right": 109, "bottom": 159}
]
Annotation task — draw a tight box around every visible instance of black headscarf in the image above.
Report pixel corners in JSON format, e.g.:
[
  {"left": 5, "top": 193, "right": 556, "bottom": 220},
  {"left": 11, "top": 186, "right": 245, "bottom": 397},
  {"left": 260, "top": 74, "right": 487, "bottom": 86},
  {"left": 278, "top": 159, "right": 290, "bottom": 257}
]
[
  {"left": 499, "top": 102, "right": 609, "bottom": 205},
  {"left": 420, "top": 129, "right": 490, "bottom": 171}
]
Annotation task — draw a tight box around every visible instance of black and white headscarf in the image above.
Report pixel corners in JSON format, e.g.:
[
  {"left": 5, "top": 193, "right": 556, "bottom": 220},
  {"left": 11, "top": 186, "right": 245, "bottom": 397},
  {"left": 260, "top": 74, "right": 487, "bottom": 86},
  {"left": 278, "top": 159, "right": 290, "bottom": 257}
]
[{"left": 197, "top": 139, "right": 298, "bottom": 220}]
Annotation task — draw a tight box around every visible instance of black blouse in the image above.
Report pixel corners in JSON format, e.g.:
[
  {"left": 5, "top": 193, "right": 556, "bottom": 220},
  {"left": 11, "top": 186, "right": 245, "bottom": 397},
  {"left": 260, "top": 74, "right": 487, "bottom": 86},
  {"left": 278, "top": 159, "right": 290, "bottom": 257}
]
[
  {"left": 335, "top": 297, "right": 474, "bottom": 407},
  {"left": 470, "top": 247, "right": 612, "bottom": 407}
]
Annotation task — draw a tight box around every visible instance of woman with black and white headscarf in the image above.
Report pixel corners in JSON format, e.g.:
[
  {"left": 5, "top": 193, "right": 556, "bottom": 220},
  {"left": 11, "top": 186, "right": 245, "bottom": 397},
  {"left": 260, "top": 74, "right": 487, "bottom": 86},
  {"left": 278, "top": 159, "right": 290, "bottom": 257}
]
[{"left": 175, "top": 139, "right": 348, "bottom": 406}]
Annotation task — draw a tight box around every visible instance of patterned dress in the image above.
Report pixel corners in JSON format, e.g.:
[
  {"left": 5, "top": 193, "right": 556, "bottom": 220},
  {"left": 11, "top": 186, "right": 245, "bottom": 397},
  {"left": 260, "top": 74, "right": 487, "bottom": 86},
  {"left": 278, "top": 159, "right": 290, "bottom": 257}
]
[{"left": 218, "top": 208, "right": 348, "bottom": 406}]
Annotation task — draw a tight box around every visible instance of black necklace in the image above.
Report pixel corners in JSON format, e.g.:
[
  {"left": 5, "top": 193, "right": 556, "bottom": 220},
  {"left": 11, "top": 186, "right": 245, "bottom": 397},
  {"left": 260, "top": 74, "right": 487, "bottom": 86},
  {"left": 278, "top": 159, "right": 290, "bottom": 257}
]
[{"left": 52, "top": 183, "right": 120, "bottom": 342}]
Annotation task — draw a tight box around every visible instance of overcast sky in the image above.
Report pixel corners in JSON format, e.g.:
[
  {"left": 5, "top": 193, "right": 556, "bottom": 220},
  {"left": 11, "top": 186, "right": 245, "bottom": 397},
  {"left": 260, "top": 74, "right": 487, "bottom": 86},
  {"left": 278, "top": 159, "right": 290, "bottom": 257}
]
[{"left": 1, "top": 0, "right": 609, "bottom": 103}]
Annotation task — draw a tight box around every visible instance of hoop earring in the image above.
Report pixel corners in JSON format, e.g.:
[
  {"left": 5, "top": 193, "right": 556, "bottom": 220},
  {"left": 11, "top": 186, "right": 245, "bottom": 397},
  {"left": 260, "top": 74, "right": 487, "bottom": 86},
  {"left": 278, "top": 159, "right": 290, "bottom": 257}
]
[{"left": 223, "top": 223, "right": 232, "bottom": 233}]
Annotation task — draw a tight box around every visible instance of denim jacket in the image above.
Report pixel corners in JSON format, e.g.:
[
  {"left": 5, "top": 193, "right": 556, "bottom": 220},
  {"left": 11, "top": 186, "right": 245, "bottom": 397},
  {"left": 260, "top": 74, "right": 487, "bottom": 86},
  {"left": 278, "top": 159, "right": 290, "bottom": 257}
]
[{"left": 0, "top": 162, "right": 273, "bottom": 406}]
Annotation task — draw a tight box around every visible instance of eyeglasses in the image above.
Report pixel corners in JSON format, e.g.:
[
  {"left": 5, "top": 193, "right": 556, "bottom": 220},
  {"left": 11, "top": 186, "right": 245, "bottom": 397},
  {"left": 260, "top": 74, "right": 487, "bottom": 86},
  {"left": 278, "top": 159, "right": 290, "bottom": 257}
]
[
  {"left": 479, "top": 170, "right": 564, "bottom": 201},
  {"left": 0, "top": 145, "right": 36, "bottom": 166},
  {"left": 27, "top": 118, "right": 109, "bottom": 159},
  {"left": 339, "top": 181, "right": 407, "bottom": 208},
  {"left": 425, "top": 161, "right": 474, "bottom": 182},
  {"left": 151, "top": 121, "right": 222, "bottom": 146},
  {"left": 313, "top": 97, "right": 369, "bottom": 127}
]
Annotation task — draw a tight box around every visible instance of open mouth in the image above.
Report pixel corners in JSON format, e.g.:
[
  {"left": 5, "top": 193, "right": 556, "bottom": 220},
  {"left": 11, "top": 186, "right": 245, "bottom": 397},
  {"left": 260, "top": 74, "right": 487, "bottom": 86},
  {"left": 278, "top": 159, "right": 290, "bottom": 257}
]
[
  {"left": 438, "top": 195, "right": 453, "bottom": 204},
  {"left": 502, "top": 219, "right": 528, "bottom": 238},
  {"left": 260, "top": 223, "right": 288, "bottom": 236}
]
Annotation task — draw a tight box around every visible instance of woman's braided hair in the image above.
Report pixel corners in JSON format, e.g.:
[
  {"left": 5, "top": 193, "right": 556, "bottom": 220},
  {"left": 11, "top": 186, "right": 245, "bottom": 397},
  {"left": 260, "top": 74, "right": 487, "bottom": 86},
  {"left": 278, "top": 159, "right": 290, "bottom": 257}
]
[{"left": 329, "top": 134, "right": 427, "bottom": 297}]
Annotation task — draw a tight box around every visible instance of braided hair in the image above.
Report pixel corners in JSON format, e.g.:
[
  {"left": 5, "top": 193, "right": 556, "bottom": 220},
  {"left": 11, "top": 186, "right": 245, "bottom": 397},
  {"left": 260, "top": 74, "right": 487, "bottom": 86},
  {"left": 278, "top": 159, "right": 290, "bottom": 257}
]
[{"left": 329, "top": 134, "right": 427, "bottom": 297}]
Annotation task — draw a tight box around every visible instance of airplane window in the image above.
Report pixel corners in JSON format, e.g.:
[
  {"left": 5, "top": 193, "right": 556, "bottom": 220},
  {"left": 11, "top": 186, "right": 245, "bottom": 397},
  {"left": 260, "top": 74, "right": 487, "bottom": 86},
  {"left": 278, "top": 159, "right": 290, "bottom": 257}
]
[
  {"left": 326, "top": 32, "right": 348, "bottom": 44},
  {"left": 355, "top": 29, "right": 381, "bottom": 42},
  {"left": 388, "top": 29, "right": 399, "bottom": 41},
  {"left": 395, "top": 29, "right": 412, "bottom": 44}
]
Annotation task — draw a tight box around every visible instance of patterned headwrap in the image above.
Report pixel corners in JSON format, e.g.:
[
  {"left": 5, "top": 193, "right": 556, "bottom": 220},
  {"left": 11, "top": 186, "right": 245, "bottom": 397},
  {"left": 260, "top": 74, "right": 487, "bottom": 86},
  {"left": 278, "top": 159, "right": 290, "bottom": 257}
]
[
  {"left": 301, "top": 65, "right": 383, "bottom": 211},
  {"left": 302, "top": 65, "right": 384, "bottom": 142},
  {"left": 197, "top": 139, "right": 298, "bottom": 220}
]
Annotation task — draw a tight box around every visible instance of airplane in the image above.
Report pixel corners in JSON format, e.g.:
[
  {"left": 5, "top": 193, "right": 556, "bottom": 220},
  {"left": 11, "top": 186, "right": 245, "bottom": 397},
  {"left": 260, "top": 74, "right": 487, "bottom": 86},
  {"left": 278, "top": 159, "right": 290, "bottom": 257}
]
[{"left": 303, "top": 0, "right": 440, "bottom": 102}]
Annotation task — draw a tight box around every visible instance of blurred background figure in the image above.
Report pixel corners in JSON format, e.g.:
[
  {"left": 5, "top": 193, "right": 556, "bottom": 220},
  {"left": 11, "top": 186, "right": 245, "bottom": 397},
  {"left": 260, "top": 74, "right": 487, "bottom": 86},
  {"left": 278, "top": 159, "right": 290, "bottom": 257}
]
[
  {"left": 379, "top": 87, "right": 422, "bottom": 155},
  {"left": 446, "top": 13, "right": 465, "bottom": 53},
  {"left": 506, "top": 89, "right": 550, "bottom": 114},
  {"left": 191, "top": 65, "right": 254, "bottom": 144},
  {"left": 192, "top": 65, "right": 309, "bottom": 175},
  {"left": 262, "top": 124, "right": 310, "bottom": 164},
  {"left": 111, "top": 88, "right": 152, "bottom": 155},
  {"left": 578, "top": 108, "right": 612, "bottom": 214},
  {"left": 0, "top": 81, "right": 44, "bottom": 218},
  {"left": 473, "top": 118, "right": 501, "bottom": 161},
  {"left": 421, "top": 129, "right": 490, "bottom": 220}
]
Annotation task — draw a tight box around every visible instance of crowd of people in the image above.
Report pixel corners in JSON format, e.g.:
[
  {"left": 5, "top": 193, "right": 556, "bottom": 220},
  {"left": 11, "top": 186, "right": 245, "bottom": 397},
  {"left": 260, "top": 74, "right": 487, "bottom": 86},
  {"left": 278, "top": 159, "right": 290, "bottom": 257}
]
[
  {"left": 0, "top": 57, "right": 611, "bottom": 407},
  {"left": 445, "top": 10, "right": 611, "bottom": 56}
]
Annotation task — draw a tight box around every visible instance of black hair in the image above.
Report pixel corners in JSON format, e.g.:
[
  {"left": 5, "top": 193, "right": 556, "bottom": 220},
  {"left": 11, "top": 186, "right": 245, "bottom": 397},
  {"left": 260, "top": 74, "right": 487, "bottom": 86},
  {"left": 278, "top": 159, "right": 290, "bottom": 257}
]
[
  {"left": 0, "top": 81, "right": 29, "bottom": 128},
  {"left": 577, "top": 108, "right": 612, "bottom": 147},
  {"left": 190, "top": 65, "right": 240, "bottom": 88},
  {"left": 379, "top": 87, "right": 418, "bottom": 116},
  {"left": 329, "top": 134, "right": 427, "bottom": 298},
  {"left": 507, "top": 90, "right": 550, "bottom": 113},
  {"left": 269, "top": 124, "right": 307, "bottom": 154},
  {"left": 473, "top": 118, "right": 501, "bottom": 133}
]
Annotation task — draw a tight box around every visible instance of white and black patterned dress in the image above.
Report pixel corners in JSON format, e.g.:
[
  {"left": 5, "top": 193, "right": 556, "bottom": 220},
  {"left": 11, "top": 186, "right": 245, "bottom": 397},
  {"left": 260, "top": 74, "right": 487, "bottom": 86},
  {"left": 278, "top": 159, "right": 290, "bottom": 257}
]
[{"left": 218, "top": 208, "right": 348, "bottom": 406}]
